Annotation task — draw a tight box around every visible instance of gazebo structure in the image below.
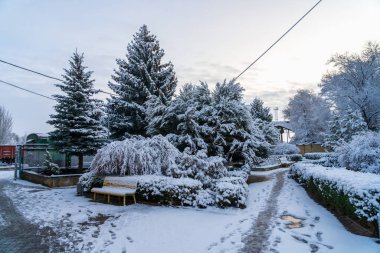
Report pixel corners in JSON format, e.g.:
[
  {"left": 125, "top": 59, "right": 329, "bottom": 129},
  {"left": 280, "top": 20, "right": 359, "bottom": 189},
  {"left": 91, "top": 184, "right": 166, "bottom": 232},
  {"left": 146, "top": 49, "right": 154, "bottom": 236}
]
[{"left": 273, "top": 121, "right": 293, "bottom": 143}]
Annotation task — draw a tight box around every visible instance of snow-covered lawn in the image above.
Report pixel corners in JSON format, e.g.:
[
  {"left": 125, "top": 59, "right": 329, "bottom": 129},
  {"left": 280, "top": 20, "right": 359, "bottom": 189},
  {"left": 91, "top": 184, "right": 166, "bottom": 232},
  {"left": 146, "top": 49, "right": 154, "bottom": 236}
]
[{"left": 1, "top": 170, "right": 379, "bottom": 252}]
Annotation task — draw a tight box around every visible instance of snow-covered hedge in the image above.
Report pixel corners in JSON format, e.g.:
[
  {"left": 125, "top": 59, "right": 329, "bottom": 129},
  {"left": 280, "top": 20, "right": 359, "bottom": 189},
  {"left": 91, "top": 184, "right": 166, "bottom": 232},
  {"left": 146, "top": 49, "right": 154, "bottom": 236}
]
[
  {"left": 286, "top": 154, "right": 302, "bottom": 162},
  {"left": 89, "top": 136, "right": 180, "bottom": 176},
  {"left": 303, "top": 152, "right": 330, "bottom": 160},
  {"left": 272, "top": 143, "right": 300, "bottom": 155},
  {"left": 336, "top": 132, "right": 380, "bottom": 174},
  {"left": 136, "top": 175, "right": 249, "bottom": 208},
  {"left": 213, "top": 177, "right": 249, "bottom": 208},
  {"left": 136, "top": 176, "right": 202, "bottom": 206},
  {"left": 290, "top": 163, "right": 380, "bottom": 222}
]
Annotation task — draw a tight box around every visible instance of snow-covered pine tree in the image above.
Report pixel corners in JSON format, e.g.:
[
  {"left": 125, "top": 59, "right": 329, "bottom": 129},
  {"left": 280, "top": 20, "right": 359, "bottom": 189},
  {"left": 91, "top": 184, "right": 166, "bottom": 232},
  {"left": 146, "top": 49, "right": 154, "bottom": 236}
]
[
  {"left": 249, "top": 97, "right": 272, "bottom": 122},
  {"left": 48, "top": 51, "right": 106, "bottom": 171},
  {"left": 249, "top": 97, "right": 278, "bottom": 145},
  {"left": 42, "top": 150, "right": 61, "bottom": 176},
  {"left": 324, "top": 109, "right": 368, "bottom": 150},
  {"left": 107, "top": 25, "right": 177, "bottom": 139},
  {"left": 208, "top": 80, "right": 270, "bottom": 165}
]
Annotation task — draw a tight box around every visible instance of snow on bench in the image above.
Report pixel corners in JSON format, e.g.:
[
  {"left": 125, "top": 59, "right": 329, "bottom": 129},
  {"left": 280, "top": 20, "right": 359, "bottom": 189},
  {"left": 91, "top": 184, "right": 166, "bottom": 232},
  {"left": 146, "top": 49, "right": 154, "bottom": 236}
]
[{"left": 91, "top": 176, "right": 137, "bottom": 205}]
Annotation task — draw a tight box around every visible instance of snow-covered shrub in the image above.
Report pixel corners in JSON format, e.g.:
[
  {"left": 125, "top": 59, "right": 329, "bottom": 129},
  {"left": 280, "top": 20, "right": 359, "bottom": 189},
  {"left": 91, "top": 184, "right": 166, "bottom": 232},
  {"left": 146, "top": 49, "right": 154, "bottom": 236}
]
[
  {"left": 322, "top": 153, "right": 339, "bottom": 167},
  {"left": 303, "top": 152, "right": 329, "bottom": 160},
  {"left": 336, "top": 132, "right": 380, "bottom": 174},
  {"left": 227, "top": 169, "right": 249, "bottom": 181},
  {"left": 136, "top": 176, "right": 202, "bottom": 206},
  {"left": 286, "top": 154, "right": 302, "bottom": 162},
  {"left": 272, "top": 143, "right": 300, "bottom": 155},
  {"left": 323, "top": 110, "right": 368, "bottom": 150},
  {"left": 213, "top": 177, "right": 249, "bottom": 208},
  {"left": 89, "top": 135, "right": 180, "bottom": 176},
  {"left": 169, "top": 154, "right": 228, "bottom": 186},
  {"left": 195, "top": 189, "right": 216, "bottom": 208},
  {"left": 41, "top": 151, "right": 61, "bottom": 176},
  {"left": 78, "top": 171, "right": 104, "bottom": 192},
  {"left": 290, "top": 163, "right": 380, "bottom": 222}
]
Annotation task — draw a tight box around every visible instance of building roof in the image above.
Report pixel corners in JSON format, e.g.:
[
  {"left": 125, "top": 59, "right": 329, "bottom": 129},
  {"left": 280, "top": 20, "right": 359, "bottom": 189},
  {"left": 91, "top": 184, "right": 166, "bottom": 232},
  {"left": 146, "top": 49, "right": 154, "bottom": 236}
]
[{"left": 273, "top": 121, "right": 293, "bottom": 131}]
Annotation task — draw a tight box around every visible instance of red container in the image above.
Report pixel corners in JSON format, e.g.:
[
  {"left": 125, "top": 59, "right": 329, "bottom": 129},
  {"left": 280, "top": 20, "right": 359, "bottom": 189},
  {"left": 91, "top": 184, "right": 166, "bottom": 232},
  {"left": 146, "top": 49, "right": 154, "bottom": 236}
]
[{"left": 0, "top": 145, "right": 16, "bottom": 163}]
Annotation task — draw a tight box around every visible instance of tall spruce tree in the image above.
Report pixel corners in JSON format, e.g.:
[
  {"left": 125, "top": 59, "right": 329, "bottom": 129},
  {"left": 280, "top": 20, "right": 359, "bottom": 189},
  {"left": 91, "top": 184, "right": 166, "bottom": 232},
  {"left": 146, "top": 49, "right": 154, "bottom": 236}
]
[
  {"left": 48, "top": 51, "right": 106, "bottom": 171},
  {"left": 107, "top": 25, "right": 177, "bottom": 139}
]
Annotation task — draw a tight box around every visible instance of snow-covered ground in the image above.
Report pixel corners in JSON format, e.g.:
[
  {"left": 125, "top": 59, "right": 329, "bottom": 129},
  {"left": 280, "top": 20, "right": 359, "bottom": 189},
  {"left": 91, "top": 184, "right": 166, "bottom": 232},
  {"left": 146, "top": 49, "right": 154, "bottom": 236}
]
[{"left": 1, "top": 170, "right": 378, "bottom": 252}]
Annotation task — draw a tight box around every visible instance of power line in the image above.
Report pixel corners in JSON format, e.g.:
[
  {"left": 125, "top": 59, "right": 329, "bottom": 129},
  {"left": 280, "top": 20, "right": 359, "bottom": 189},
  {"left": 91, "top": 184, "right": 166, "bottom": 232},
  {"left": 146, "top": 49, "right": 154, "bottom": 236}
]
[
  {"left": 234, "top": 0, "right": 323, "bottom": 81},
  {"left": 0, "top": 59, "right": 63, "bottom": 82},
  {"left": 0, "top": 58, "right": 116, "bottom": 96},
  {"left": 0, "top": 79, "right": 56, "bottom": 101}
]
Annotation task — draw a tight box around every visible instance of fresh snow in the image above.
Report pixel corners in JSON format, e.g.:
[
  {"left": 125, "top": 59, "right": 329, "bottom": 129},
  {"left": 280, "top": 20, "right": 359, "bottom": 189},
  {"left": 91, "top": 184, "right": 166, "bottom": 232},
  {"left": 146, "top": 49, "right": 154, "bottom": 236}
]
[{"left": 2, "top": 170, "right": 379, "bottom": 252}]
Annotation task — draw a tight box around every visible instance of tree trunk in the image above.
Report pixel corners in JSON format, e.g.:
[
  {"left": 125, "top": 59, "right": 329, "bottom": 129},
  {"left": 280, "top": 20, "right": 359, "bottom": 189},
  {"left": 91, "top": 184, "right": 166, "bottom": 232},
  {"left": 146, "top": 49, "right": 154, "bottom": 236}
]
[{"left": 78, "top": 154, "right": 83, "bottom": 173}]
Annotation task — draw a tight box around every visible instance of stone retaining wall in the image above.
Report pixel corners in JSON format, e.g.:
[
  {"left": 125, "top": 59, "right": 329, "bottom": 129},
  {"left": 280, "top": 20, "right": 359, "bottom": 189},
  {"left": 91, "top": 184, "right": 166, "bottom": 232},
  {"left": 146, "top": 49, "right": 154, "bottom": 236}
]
[{"left": 21, "top": 170, "right": 82, "bottom": 188}]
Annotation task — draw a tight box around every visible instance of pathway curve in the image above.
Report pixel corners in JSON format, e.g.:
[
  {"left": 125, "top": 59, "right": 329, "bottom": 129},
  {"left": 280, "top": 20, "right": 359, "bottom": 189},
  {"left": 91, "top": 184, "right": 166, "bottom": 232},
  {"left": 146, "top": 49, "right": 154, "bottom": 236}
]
[
  {"left": 240, "top": 170, "right": 286, "bottom": 253},
  {"left": 0, "top": 179, "right": 62, "bottom": 253}
]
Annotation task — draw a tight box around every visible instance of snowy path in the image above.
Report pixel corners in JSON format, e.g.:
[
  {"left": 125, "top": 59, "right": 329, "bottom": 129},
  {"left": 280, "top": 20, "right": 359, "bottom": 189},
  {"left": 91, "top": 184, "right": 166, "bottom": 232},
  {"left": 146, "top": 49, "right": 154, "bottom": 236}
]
[
  {"left": 0, "top": 170, "right": 378, "bottom": 253},
  {"left": 241, "top": 171, "right": 286, "bottom": 252},
  {"left": 0, "top": 172, "right": 61, "bottom": 253}
]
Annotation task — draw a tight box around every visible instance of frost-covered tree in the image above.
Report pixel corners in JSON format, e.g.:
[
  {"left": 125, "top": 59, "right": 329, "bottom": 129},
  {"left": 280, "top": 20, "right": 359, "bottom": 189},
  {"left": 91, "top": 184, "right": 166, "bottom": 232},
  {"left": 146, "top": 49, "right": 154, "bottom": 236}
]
[
  {"left": 337, "top": 131, "right": 380, "bottom": 174},
  {"left": 107, "top": 25, "right": 177, "bottom": 139},
  {"left": 249, "top": 97, "right": 272, "bottom": 122},
  {"left": 42, "top": 151, "right": 61, "bottom": 176},
  {"left": 283, "top": 89, "right": 331, "bottom": 144},
  {"left": 324, "top": 109, "right": 368, "bottom": 150},
  {"left": 320, "top": 42, "right": 380, "bottom": 131},
  {"left": 248, "top": 98, "right": 278, "bottom": 145},
  {"left": 0, "top": 106, "right": 13, "bottom": 144},
  {"left": 149, "top": 80, "right": 270, "bottom": 167},
  {"left": 48, "top": 51, "right": 106, "bottom": 171}
]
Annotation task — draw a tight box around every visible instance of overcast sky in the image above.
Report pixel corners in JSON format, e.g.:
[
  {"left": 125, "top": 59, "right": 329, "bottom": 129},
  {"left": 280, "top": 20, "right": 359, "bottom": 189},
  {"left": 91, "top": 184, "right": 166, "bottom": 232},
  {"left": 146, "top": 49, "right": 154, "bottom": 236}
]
[{"left": 1, "top": 0, "right": 380, "bottom": 135}]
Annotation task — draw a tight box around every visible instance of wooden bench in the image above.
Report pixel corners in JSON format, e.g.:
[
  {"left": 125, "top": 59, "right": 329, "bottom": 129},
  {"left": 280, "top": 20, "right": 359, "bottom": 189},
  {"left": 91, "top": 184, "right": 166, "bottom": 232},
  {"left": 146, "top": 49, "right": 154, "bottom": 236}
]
[{"left": 91, "top": 177, "right": 137, "bottom": 205}]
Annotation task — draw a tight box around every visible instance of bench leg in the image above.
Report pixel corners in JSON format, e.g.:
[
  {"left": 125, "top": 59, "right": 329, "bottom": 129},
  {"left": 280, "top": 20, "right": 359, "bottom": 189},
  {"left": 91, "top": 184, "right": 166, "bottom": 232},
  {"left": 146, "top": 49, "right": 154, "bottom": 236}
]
[
  {"left": 123, "top": 196, "right": 126, "bottom": 206},
  {"left": 93, "top": 192, "right": 96, "bottom": 201},
  {"left": 133, "top": 195, "right": 136, "bottom": 204},
  {"left": 108, "top": 195, "right": 110, "bottom": 204}
]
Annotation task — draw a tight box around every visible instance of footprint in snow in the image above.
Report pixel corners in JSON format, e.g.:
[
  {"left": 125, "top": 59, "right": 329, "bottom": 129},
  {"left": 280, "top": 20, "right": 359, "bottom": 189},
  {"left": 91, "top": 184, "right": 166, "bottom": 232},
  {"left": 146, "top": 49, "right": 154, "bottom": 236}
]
[
  {"left": 126, "top": 236, "right": 134, "bottom": 243},
  {"left": 316, "top": 231, "right": 322, "bottom": 241}
]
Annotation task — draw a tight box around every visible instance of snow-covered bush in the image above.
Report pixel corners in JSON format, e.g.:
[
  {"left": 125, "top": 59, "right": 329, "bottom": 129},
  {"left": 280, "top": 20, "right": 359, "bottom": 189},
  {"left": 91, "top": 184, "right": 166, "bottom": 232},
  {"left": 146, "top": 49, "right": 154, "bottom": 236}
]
[
  {"left": 41, "top": 151, "right": 61, "bottom": 176},
  {"left": 89, "top": 135, "right": 180, "bottom": 176},
  {"left": 79, "top": 170, "right": 104, "bottom": 192},
  {"left": 213, "top": 177, "right": 249, "bottom": 208},
  {"left": 290, "top": 163, "right": 380, "bottom": 222},
  {"left": 323, "top": 110, "right": 368, "bottom": 150},
  {"left": 303, "top": 152, "right": 329, "bottom": 160},
  {"left": 286, "top": 154, "right": 302, "bottom": 162},
  {"left": 336, "top": 132, "right": 380, "bottom": 174},
  {"left": 169, "top": 153, "right": 228, "bottom": 186},
  {"left": 136, "top": 176, "right": 202, "bottom": 206},
  {"left": 272, "top": 143, "right": 300, "bottom": 155},
  {"left": 82, "top": 133, "right": 250, "bottom": 208}
]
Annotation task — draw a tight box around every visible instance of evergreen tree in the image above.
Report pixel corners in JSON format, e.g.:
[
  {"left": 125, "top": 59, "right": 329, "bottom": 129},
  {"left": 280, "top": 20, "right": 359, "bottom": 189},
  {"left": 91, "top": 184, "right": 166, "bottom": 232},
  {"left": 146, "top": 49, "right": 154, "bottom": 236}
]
[
  {"left": 42, "top": 151, "right": 61, "bottom": 176},
  {"left": 324, "top": 110, "right": 368, "bottom": 150},
  {"left": 249, "top": 97, "right": 272, "bottom": 122},
  {"left": 107, "top": 25, "right": 177, "bottom": 139},
  {"left": 48, "top": 51, "right": 106, "bottom": 171}
]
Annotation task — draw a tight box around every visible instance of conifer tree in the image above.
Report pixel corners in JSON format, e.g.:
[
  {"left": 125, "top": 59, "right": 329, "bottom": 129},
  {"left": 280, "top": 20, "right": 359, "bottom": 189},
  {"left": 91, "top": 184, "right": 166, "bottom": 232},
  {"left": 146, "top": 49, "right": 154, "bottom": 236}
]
[
  {"left": 48, "top": 51, "right": 106, "bottom": 171},
  {"left": 107, "top": 25, "right": 177, "bottom": 139},
  {"left": 324, "top": 110, "right": 368, "bottom": 150},
  {"left": 42, "top": 151, "right": 61, "bottom": 176},
  {"left": 249, "top": 97, "right": 272, "bottom": 122}
]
